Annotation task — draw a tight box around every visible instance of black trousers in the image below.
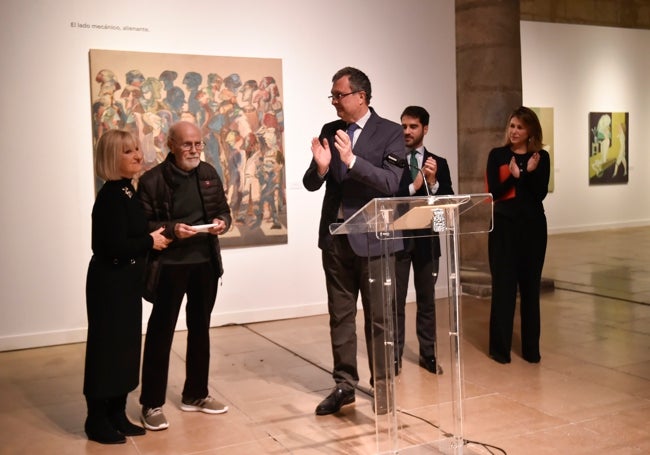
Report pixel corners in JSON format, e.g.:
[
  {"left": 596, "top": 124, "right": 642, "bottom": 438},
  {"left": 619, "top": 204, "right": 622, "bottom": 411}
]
[
  {"left": 394, "top": 249, "right": 439, "bottom": 360},
  {"left": 488, "top": 213, "right": 547, "bottom": 362},
  {"left": 322, "top": 235, "right": 393, "bottom": 391},
  {"left": 140, "top": 261, "right": 218, "bottom": 408}
]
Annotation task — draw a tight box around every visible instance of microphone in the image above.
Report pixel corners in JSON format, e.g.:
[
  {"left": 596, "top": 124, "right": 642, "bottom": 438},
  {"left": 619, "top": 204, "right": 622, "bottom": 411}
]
[
  {"left": 385, "top": 153, "right": 408, "bottom": 168},
  {"left": 384, "top": 153, "right": 431, "bottom": 197}
]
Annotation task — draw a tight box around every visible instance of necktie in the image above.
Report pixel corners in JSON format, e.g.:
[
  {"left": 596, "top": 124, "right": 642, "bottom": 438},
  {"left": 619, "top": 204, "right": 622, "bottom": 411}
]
[
  {"left": 341, "top": 123, "right": 359, "bottom": 174},
  {"left": 410, "top": 150, "right": 419, "bottom": 180},
  {"left": 346, "top": 123, "right": 359, "bottom": 145}
]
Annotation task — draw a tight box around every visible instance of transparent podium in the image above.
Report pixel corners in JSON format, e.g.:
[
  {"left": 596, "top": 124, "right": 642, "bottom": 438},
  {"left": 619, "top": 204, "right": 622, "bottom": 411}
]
[{"left": 330, "top": 194, "right": 493, "bottom": 455}]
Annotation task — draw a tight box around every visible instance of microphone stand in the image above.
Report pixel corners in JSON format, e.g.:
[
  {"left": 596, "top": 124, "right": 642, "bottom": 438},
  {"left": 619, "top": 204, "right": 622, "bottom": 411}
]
[{"left": 414, "top": 167, "right": 431, "bottom": 197}]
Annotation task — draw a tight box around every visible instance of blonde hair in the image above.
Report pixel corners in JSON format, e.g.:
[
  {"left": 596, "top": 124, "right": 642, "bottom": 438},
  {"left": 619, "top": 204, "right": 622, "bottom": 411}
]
[
  {"left": 504, "top": 106, "right": 544, "bottom": 152},
  {"left": 94, "top": 130, "right": 138, "bottom": 181}
]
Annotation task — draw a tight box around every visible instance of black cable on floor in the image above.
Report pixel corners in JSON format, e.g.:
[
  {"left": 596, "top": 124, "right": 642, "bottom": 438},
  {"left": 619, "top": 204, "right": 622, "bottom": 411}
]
[
  {"left": 397, "top": 409, "right": 506, "bottom": 454},
  {"left": 464, "top": 438, "right": 507, "bottom": 455},
  {"left": 244, "top": 324, "right": 508, "bottom": 455},
  {"left": 554, "top": 282, "right": 649, "bottom": 306}
]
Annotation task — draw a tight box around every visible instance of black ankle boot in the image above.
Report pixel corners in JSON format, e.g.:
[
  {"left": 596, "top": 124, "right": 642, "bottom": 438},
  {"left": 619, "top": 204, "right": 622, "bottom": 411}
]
[
  {"left": 85, "top": 397, "right": 126, "bottom": 444},
  {"left": 108, "top": 412, "right": 146, "bottom": 436},
  {"left": 84, "top": 415, "right": 126, "bottom": 444},
  {"left": 107, "top": 395, "right": 146, "bottom": 436}
]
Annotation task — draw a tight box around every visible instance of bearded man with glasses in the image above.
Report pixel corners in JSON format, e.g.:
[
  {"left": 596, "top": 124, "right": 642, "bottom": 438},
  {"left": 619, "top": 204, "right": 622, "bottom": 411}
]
[{"left": 137, "top": 121, "right": 232, "bottom": 430}]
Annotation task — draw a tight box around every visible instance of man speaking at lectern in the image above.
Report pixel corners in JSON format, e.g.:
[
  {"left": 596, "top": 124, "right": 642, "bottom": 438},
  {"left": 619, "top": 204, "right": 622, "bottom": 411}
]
[{"left": 303, "top": 67, "right": 404, "bottom": 415}]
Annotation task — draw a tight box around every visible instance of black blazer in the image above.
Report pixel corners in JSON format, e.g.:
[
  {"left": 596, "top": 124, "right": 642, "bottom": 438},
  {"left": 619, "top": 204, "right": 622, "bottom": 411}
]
[
  {"left": 396, "top": 148, "right": 454, "bottom": 259},
  {"left": 303, "top": 108, "right": 405, "bottom": 257}
]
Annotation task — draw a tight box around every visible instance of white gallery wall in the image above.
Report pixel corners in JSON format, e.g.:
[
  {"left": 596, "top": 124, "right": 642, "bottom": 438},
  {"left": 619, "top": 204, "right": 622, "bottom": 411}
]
[
  {"left": 0, "top": 0, "right": 458, "bottom": 350},
  {"left": 1, "top": 3, "right": 648, "bottom": 352},
  {"left": 521, "top": 21, "right": 650, "bottom": 233}
]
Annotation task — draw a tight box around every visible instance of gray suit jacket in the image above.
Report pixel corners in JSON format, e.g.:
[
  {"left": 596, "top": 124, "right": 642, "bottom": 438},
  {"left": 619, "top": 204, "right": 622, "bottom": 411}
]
[{"left": 303, "top": 108, "right": 404, "bottom": 257}]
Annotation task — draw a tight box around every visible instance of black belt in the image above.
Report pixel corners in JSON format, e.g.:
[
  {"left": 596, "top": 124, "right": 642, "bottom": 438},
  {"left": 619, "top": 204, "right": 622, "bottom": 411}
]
[{"left": 92, "top": 256, "right": 139, "bottom": 266}]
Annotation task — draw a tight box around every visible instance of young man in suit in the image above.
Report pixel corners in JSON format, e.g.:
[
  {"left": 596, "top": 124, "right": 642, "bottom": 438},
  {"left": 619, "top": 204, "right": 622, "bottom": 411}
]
[
  {"left": 303, "top": 67, "right": 404, "bottom": 415},
  {"left": 394, "top": 106, "right": 454, "bottom": 375}
]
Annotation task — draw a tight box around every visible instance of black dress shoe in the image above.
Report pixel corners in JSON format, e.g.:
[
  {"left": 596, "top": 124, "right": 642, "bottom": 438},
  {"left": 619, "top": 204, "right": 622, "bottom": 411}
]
[
  {"left": 371, "top": 380, "right": 391, "bottom": 415},
  {"left": 489, "top": 353, "right": 511, "bottom": 364},
  {"left": 523, "top": 354, "right": 541, "bottom": 364},
  {"left": 109, "top": 412, "right": 146, "bottom": 436},
  {"left": 419, "top": 355, "right": 443, "bottom": 374},
  {"left": 85, "top": 416, "right": 126, "bottom": 444},
  {"left": 315, "top": 387, "right": 355, "bottom": 415}
]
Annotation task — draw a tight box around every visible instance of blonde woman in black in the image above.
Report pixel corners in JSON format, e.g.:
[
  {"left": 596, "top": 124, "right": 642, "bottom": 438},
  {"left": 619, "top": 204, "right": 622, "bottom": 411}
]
[
  {"left": 485, "top": 107, "right": 550, "bottom": 364},
  {"left": 84, "top": 130, "right": 169, "bottom": 444}
]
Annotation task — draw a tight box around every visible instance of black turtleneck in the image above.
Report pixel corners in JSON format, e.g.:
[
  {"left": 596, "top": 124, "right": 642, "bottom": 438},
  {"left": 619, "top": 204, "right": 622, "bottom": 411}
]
[{"left": 163, "top": 163, "right": 212, "bottom": 264}]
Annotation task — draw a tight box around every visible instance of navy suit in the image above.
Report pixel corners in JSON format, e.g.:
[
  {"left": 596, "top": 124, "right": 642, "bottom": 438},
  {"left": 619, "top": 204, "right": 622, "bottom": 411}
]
[
  {"left": 303, "top": 108, "right": 404, "bottom": 389},
  {"left": 304, "top": 108, "right": 404, "bottom": 257},
  {"left": 394, "top": 148, "right": 454, "bottom": 362}
]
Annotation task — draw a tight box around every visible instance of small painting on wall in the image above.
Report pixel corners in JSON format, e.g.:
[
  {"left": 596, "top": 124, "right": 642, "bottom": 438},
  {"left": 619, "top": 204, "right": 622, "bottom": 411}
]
[
  {"left": 89, "top": 49, "right": 287, "bottom": 248},
  {"left": 531, "top": 107, "right": 554, "bottom": 192},
  {"left": 589, "top": 112, "right": 629, "bottom": 185}
]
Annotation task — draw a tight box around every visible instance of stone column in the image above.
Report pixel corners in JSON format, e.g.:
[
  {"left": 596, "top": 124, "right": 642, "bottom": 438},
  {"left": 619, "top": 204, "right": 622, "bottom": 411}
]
[{"left": 455, "top": 0, "right": 522, "bottom": 295}]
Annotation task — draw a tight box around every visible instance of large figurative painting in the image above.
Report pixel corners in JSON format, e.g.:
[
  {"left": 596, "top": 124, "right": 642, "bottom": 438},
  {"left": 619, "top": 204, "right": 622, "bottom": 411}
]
[
  {"left": 589, "top": 112, "right": 629, "bottom": 185},
  {"left": 89, "top": 49, "right": 287, "bottom": 248}
]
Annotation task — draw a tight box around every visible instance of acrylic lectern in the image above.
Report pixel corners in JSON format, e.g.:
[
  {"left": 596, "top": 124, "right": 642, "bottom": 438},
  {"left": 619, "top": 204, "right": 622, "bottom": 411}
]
[{"left": 330, "top": 194, "right": 493, "bottom": 455}]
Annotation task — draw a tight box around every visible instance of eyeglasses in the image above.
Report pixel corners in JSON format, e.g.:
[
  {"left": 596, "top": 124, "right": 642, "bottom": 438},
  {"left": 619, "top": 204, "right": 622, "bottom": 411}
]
[
  {"left": 177, "top": 141, "right": 205, "bottom": 152},
  {"left": 328, "top": 90, "right": 362, "bottom": 101}
]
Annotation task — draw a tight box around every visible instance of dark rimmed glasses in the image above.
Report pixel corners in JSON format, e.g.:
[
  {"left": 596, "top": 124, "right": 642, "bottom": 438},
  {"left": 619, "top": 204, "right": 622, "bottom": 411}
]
[
  {"left": 328, "top": 90, "right": 362, "bottom": 101},
  {"left": 177, "top": 141, "right": 205, "bottom": 152}
]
